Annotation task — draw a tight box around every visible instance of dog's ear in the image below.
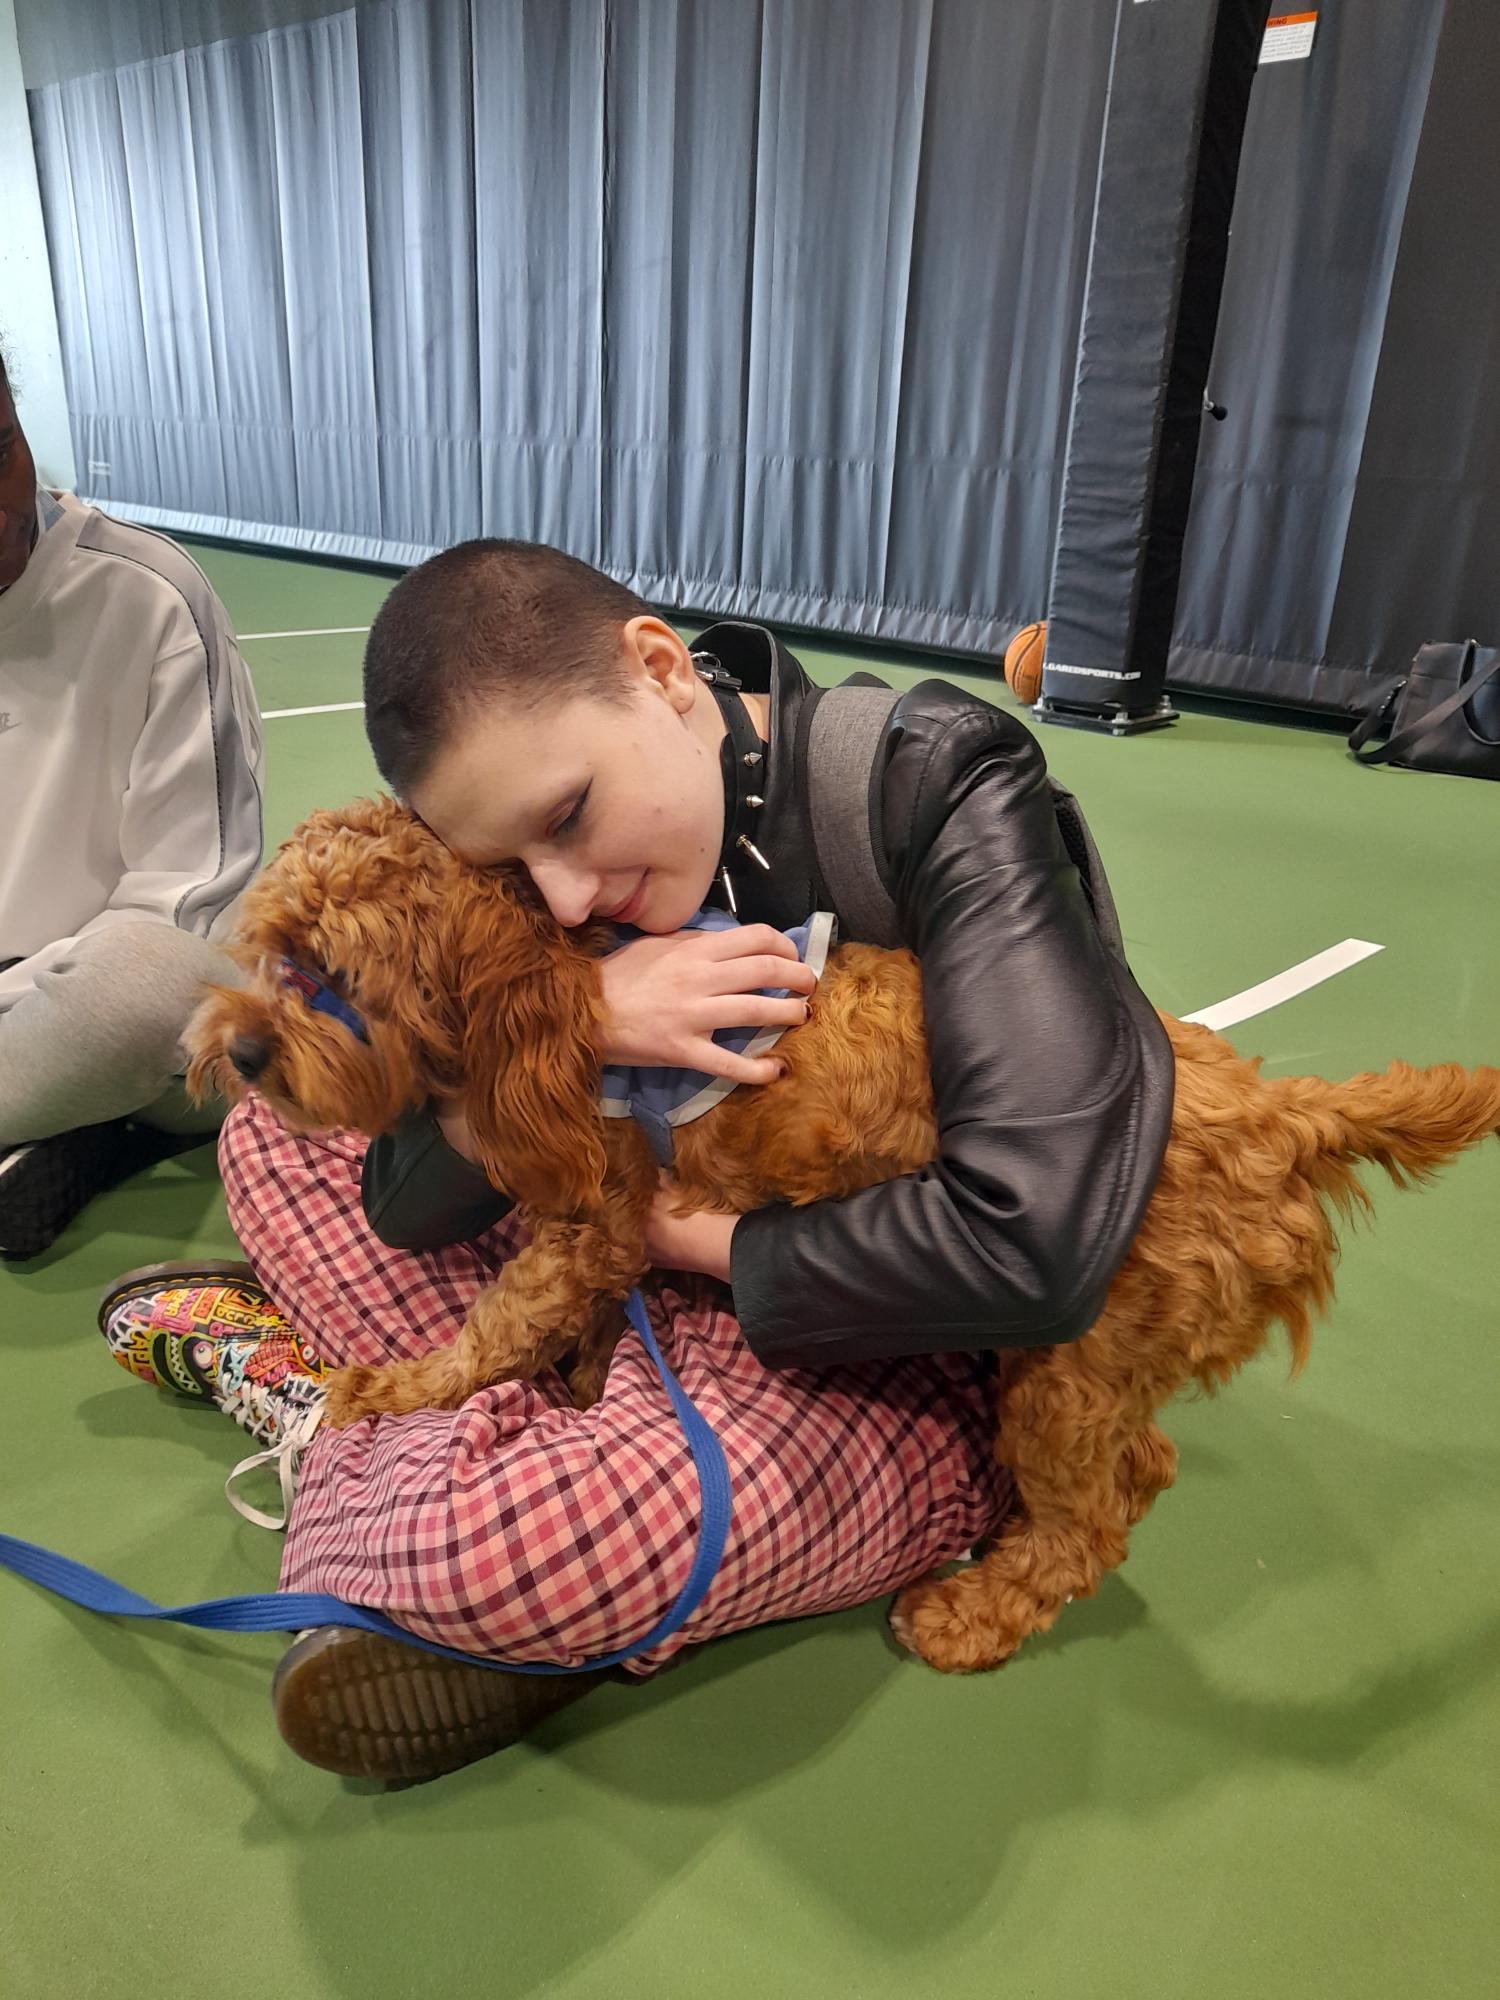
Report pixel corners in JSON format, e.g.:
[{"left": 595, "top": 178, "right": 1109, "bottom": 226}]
[
  {"left": 305, "top": 811, "right": 466, "bottom": 1104},
  {"left": 182, "top": 983, "right": 250, "bottom": 1108},
  {"left": 445, "top": 875, "right": 608, "bottom": 1216}
]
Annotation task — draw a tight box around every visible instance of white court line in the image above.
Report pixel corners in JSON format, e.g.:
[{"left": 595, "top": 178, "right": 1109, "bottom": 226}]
[
  {"left": 1185, "top": 939, "right": 1384, "bottom": 1031},
  {"left": 240, "top": 625, "right": 371, "bottom": 641},
  {"left": 262, "top": 700, "right": 366, "bottom": 720}
]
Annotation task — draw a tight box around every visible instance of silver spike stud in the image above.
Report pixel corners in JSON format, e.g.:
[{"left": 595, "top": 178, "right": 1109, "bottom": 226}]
[
  {"left": 736, "top": 835, "right": 772, "bottom": 872},
  {"left": 719, "top": 867, "right": 739, "bottom": 915}
]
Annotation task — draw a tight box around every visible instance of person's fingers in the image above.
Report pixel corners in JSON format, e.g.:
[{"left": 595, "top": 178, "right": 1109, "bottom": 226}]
[
  {"left": 705, "top": 954, "right": 818, "bottom": 997},
  {"left": 696, "top": 993, "right": 810, "bottom": 1032},
  {"left": 682, "top": 1039, "right": 789, "bottom": 1086},
  {"left": 700, "top": 924, "right": 798, "bottom": 962}
]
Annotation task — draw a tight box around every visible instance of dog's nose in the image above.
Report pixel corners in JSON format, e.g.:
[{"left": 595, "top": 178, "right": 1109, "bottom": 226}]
[{"left": 227, "top": 1033, "right": 273, "bottom": 1082}]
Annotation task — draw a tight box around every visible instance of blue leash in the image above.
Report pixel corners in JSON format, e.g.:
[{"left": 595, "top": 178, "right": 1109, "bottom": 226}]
[{"left": 0, "top": 1289, "right": 731, "bottom": 1676}]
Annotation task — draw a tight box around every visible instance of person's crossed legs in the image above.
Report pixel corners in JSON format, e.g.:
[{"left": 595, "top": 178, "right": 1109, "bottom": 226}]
[
  {"left": 131, "top": 1093, "right": 1013, "bottom": 1780},
  {"left": 0, "top": 921, "right": 238, "bottom": 1256}
]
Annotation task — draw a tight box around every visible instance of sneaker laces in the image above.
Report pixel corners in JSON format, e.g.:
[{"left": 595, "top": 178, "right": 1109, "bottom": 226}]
[{"left": 224, "top": 1393, "right": 326, "bottom": 1532}]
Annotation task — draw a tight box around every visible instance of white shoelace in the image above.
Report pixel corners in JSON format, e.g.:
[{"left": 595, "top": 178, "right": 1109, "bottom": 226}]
[{"left": 223, "top": 1394, "right": 326, "bottom": 1532}]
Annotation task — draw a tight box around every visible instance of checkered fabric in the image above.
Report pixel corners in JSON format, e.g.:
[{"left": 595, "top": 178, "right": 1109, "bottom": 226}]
[{"left": 219, "top": 1096, "right": 1012, "bottom": 1676}]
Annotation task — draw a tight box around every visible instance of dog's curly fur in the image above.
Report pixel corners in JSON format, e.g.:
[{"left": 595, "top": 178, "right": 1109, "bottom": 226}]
[{"left": 187, "top": 797, "right": 1500, "bottom": 1674}]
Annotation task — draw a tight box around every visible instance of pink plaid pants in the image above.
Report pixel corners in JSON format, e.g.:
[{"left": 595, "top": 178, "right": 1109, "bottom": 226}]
[{"left": 220, "top": 1096, "right": 1011, "bottom": 1674}]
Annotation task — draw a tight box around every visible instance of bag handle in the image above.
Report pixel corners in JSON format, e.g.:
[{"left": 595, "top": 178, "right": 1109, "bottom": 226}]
[
  {"left": 1349, "top": 642, "right": 1500, "bottom": 767},
  {"left": 1347, "top": 673, "right": 1408, "bottom": 763}
]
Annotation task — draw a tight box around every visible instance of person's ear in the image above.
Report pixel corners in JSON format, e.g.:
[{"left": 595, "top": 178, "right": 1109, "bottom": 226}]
[{"left": 623, "top": 616, "right": 699, "bottom": 715}]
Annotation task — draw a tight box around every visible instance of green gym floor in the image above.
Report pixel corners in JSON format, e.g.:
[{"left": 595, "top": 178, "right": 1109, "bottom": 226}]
[{"left": 2, "top": 543, "right": 1496, "bottom": 2000}]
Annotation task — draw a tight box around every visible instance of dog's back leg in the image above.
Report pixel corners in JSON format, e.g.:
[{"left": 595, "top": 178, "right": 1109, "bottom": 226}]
[
  {"left": 1118, "top": 1420, "right": 1178, "bottom": 1527},
  {"left": 891, "top": 1348, "right": 1142, "bottom": 1673}
]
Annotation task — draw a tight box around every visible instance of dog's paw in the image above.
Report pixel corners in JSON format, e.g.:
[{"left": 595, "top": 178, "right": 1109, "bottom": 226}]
[
  {"left": 888, "top": 1598, "right": 920, "bottom": 1656},
  {"left": 565, "top": 1358, "right": 610, "bottom": 1410},
  {"left": 890, "top": 1570, "right": 1029, "bottom": 1675}
]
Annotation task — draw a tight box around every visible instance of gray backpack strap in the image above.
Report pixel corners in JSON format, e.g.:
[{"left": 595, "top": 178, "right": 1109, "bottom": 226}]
[
  {"left": 807, "top": 678, "right": 1131, "bottom": 964},
  {"left": 806, "top": 685, "right": 903, "bottom": 946}
]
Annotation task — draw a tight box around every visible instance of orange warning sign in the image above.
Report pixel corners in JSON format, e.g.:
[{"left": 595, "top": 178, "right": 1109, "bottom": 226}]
[{"left": 1261, "top": 11, "right": 1318, "bottom": 64}]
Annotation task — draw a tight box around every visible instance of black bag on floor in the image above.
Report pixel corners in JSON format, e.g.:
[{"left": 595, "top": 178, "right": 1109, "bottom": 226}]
[{"left": 1348, "top": 640, "right": 1500, "bottom": 779}]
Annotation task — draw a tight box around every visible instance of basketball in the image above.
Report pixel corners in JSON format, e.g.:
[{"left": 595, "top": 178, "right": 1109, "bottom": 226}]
[{"left": 1003, "top": 620, "right": 1047, "bottom": 705}]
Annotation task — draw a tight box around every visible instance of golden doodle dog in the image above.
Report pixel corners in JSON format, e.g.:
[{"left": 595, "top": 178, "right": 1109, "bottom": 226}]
[{"left": 186, "top": 797, "right": 1500, "bottom": 1675}]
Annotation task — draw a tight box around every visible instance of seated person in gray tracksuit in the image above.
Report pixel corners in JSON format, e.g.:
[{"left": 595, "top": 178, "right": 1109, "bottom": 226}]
[{"left": 0, "top": 343, "right": 265, "bottom": 1257}]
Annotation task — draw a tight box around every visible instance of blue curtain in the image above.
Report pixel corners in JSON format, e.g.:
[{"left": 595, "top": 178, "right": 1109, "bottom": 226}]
[
  {"left": 22, "top": 0, "right": 1500, "bottom": 700},
  {"left": 24, "top": 0, "right": 1113, "bottom": 654}
]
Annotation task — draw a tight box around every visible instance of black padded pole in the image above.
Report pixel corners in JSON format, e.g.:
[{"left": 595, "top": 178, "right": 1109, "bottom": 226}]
[{"left": 1038, "top": 0, "right": 1268, "bottom": 736}]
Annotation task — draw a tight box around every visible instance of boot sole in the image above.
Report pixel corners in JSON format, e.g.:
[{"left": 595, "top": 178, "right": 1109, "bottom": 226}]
[{"left": 272, "top": 1626, "right": 616, "bottom": 1782}]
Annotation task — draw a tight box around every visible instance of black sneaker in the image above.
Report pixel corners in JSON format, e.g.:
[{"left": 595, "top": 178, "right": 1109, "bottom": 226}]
[{"left": 0, "top": 1120, "right": 210, "bottom": 1261}]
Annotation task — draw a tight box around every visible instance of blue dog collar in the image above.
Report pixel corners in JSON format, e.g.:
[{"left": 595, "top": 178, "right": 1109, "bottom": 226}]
[{"left": 276, "top": 958, "right": 369, "bottom": 1043}]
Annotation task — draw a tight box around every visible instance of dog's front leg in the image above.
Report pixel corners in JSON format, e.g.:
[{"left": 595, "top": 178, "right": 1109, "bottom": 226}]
[
  {"left": 323, "top": 1218, "right": 648, "bottom": 1426},
  {"left": 563, "top": 1295, "right": 632, "bottom": 1410}
]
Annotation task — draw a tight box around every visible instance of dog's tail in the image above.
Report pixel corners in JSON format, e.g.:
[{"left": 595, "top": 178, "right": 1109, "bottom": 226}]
[
  {"left": 1243, "top": 1061, "right": 1500, "bottom": 1380},
  {"left": 1277, "top": 1061, "right": 1500, "bottom": 1208}
]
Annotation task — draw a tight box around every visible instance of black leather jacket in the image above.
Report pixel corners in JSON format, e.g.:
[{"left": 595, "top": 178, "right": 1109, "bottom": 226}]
[{"left": 362, "top": 624, "right": 1175, "bottom": 1371}]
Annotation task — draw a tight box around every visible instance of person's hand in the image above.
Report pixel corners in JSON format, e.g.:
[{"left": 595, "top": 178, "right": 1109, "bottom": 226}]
[
  {"left": 644, "top": 1173, "right": 740, "bottom": 1283},
  {"left": 599, "top": 925, "right": 817, "bottom": 1082}
]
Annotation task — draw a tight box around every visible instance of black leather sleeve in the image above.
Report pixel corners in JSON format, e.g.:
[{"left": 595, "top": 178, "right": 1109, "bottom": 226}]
[
  {"left": 731, "top": 685, "right": 1172, "bottom": 1370},
  {"left": 360, "top": 1107, "right": 515, "bottom": 1252}
]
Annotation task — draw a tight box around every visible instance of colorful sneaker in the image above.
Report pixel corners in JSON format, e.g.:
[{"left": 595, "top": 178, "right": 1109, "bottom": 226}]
[
  {"left": 99, "top": 1259, "right": 327, "bottom": 1531},
  {"left": 215, "top": 1333, "right": 328, "bottom": 1532},
  {"left": 98, "top": 1260, "right": 314, "bottom": 1401}
]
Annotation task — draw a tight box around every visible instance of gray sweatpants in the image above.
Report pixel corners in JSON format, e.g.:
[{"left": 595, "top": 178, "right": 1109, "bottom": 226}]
[{"left": 0, "top": 922, "right": 242, "bottom": 1146}]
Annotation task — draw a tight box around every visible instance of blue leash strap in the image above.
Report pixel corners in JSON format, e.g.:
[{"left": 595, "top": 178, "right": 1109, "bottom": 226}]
[{"left": 0, "top": 1289, "right": 732, "bottom": 1677}]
